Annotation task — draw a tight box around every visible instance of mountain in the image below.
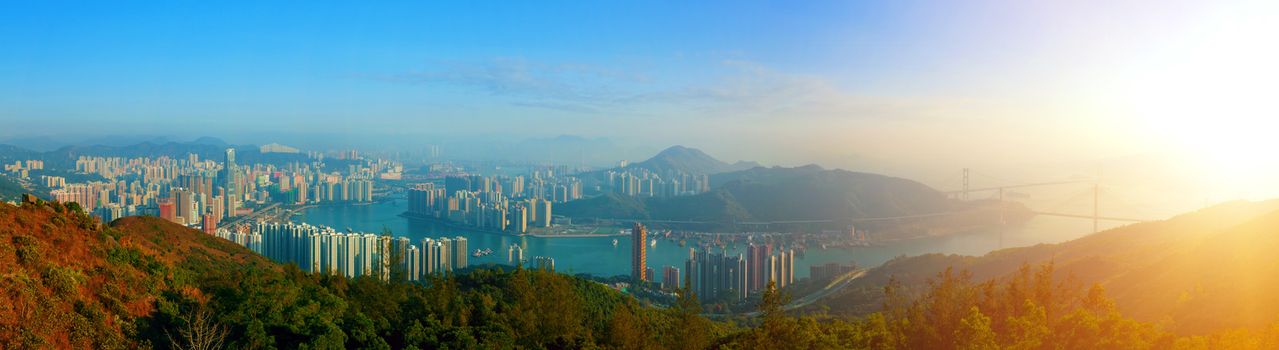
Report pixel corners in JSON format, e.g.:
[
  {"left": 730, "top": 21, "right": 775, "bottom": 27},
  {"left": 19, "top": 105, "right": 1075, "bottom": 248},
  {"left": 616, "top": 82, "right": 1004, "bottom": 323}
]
[
  {"left": 561, "top": 164, "right": 984, "bottom": 230},
  {"left": 0, "top": 135, "right": 178, "bottom": 152},
  {"left": 629, "top": 145, "right": 759, "bottom": 175},
  {"left": 808, "top": 199, "right": 1279, "bottom": 335}
]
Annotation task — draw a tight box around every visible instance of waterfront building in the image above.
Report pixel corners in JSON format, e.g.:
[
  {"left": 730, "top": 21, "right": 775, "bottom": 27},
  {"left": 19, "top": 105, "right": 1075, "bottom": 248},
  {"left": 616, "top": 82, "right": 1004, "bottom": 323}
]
[
  {"left": 452, "top": 236, "right": 468, "bottom": 270},
  {"left": 235, "top": 222, "right": 463, "bottom": 281},
  {"left": 537, "top": 199, "right": 552, "bottom": 228},
  {"left": 768, "top": 249, "right": 795, "bottom": 289},
  {"left": 632, "top": 223, "right": 647, "bottom": 281},
  {"left": 508, "top": 244, "right": 524, "bottom": 265},
  {"left": 685, "top": 248, "right": 748, "bottom": 301},
  {"left": 510, "top": 204, "right": 528, "bottom": 234},
  {"left": 746, "top": 243, "right": 772, "bottom": 293},
  {"left": 662, "top": 266, "right": 681, "bottom": 290}
]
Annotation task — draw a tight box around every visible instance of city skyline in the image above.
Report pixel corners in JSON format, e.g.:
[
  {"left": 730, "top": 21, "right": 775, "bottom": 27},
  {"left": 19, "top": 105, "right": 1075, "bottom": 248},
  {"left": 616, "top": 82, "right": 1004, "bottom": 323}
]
[{"left": 6, "top": 2, "right": 1279, "bottom": 348}]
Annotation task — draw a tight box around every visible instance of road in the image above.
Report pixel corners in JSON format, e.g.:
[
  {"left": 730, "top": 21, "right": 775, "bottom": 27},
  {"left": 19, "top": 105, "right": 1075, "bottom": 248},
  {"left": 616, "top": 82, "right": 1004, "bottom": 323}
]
[
  {"left": 785, "top": 268, "right": 868, "bottom": 311},
  {"left": 722, "top": 268, "right": 869, "bottom": 318}
]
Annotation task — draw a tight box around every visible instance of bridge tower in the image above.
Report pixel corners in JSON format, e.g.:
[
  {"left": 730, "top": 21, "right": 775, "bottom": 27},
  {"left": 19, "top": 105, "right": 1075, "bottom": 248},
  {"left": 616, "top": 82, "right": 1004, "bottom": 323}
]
[
  {"left": 1093, "top": 183, "right": 1099, "bottom": 234},
  {"left": 962, "top": 168, "right": 970, "bottom": 201}
]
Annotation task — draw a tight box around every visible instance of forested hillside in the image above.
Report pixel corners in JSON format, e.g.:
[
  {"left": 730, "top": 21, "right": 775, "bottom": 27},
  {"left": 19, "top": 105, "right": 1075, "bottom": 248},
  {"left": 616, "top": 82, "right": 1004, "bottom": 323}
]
[
  {"left": 809, "top": 199, "right": 1279, "bottom": 335},
  {"left": 3, "top": 198, "right": 1279, "bottom": 349}
]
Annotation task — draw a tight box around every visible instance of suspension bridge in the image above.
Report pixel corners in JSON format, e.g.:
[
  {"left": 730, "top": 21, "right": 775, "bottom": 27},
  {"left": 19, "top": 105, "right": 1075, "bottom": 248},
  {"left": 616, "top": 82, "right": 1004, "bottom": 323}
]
[
  {"left": 597, "top": 168, "right": 1153, "bottom": 235},
  {"left": 942, "top": 168, "right": 1151, "bottom": 233}
]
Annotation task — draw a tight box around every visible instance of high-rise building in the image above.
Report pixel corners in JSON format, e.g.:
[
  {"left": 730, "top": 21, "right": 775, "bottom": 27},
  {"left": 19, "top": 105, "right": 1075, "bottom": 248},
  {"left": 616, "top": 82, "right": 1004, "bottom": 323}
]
[
  {"left": 746, "top": 243, "right": 772, "bottom": 294},
  {"left": 223, "top": 148, "right": 239, "bottom": 218},
  {"left": 508, "top": 244, "right": 524, "bottom": 265},
  {"left": 509, "top": 205, "right": 528, "bottom": 233},
  {"left": 685, "top": 248, "right": 748, "bottom": 301},
  {"left": 536, "top": 199, "right": 552, "bottom": 227},
  {"left": 632, "top": 222, "right": 647, "bottom": 282},
  {"left": 201, "top": 213, "right": 217, "bottom": 234},
  {"left": 452, "top": 236, "right": 468, "bottom": 270},
  {"left": 662, "top": 266, "right": 682, "bottom": 290},
  {"left": 158, "top": 198, "right": 177, "bottom": 223},
  {"left": 768, "top": 249, "right": 794, "bottom": 289},
  {"left": 407, "top": 245, "right": 422, "bottom": 281}
]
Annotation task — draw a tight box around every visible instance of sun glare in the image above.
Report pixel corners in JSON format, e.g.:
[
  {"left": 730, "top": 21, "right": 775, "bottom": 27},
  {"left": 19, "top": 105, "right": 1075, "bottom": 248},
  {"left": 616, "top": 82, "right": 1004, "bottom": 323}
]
[{"left": 1122, "top": 0, "right": 1279, "bottom": 199}]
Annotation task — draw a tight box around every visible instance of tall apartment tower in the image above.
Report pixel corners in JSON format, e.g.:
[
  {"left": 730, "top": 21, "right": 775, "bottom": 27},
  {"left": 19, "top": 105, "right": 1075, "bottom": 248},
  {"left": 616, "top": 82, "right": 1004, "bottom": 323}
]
[
  {"left": 746, "top": 243, "right": 773, "bottom": 294},
  {"left": 223, "top": 148, "right": 238, "bottom": 217},
  {"left": 632, "top": 222, "right": 647, "bottom": 282}
]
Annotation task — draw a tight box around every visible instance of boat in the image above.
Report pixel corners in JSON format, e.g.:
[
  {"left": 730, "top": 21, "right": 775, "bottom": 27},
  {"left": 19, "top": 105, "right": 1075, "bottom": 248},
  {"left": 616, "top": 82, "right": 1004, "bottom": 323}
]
[
  {"left": 612, "top": 239, "right": 619, "bottom": 247},
  {"left": 650, "top": 239, "right": 657, "bottom": 247}
]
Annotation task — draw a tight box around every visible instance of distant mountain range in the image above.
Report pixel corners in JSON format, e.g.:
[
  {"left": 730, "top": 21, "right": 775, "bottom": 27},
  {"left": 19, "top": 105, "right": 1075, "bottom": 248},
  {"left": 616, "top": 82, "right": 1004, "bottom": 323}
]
[
  {"left": 561, "top": 162, "right": 968, "bottom": 227},
  {"left": 807, "top": 199, "right": 1279, "bottom": 335},
  {"left": 0, "top": 137, "right": 309, "bottom": 169}
]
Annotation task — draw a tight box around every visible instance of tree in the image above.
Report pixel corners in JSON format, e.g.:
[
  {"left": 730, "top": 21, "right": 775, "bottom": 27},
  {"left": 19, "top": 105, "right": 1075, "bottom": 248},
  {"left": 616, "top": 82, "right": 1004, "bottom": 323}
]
[
  {"left": 955, "top": 306, "right": 998, "bottom": 350},
  {"left": 166, "top": 302, "right": 228, "bottom": 350},
  {"left": 665, "top": 284, "right": 711, "bottom": 350},
  {"left": 608, "top": 300, "right": 651, "bottom": 350}
]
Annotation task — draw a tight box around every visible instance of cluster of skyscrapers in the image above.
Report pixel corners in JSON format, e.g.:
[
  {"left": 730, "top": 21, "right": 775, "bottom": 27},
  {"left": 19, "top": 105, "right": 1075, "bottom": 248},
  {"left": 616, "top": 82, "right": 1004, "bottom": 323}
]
[
  {"left": 35, "top": 148, "right": 397, "bottom": 228},
  {"left": 606, "top": 168, "right": 710, "bottom": 198},
  {"left": 2, "top": 159, "right": 43, "bottom": 178},
  {"left": 216, "top": 222, "right": 468, "bottom": 281},
  {"left": 406, "top": 171, "right": 580, "bottom": 234},
  {"left": 680, "top": 244, "right": 794, "bottom": 300}
]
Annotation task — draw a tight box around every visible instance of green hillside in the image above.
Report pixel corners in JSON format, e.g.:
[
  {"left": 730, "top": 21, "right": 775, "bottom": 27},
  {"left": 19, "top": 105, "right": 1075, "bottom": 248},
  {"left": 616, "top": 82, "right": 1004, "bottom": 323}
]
[
  {"left": 807, "top": 199, "right": 1279, "bottom": 335},
  {"left": 0, "top": 200, "right": 732, "bottom": 349}
]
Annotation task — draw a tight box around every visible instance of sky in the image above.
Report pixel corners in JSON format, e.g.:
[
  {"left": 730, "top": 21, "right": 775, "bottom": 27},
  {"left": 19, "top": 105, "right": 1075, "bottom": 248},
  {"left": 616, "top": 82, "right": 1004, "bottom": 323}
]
[{"left": 2, "top": 0, "right": 1278, "bottom": 201}]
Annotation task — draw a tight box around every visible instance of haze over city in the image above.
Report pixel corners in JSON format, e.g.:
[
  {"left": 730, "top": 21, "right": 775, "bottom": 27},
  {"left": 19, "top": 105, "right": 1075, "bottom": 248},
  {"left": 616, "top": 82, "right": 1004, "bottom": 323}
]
[{"left": 3, "top": 1, "right": 1279, "bottom": 349}]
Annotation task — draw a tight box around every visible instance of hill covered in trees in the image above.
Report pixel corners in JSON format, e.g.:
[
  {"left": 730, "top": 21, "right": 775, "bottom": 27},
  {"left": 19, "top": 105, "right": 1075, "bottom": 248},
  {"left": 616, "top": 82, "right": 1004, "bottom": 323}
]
[
  {"left": 4, "top": 197, "right": 1279, "bottom": 349},
  {"left": 560, "top": 165, "right": 1009, "bottom": 230},
  {"left": 808, "top": 199, "right": 1279, "bottom": 335},
  {"left": 0, "top": 199, "right": 732, "bottom": 349}
]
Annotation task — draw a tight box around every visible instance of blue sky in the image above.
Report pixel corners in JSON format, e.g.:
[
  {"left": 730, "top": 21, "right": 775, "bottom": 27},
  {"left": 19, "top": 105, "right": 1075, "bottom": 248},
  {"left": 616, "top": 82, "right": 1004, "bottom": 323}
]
[
  {"left": 2, "top": 0, "right": 1275, "bottom": 177},
  {"left": 0, "top": 1, "right": 1010, "bottom": 131}
]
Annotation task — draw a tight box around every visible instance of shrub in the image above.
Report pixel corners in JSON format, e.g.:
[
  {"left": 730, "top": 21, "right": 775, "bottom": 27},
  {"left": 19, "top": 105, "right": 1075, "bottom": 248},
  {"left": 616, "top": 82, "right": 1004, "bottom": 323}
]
[
  {"left": 13, "top": 235, "right": 41, "bottom": 266},
  {"left": 43, "top": 265, "right": 84, "bottom": 297}
]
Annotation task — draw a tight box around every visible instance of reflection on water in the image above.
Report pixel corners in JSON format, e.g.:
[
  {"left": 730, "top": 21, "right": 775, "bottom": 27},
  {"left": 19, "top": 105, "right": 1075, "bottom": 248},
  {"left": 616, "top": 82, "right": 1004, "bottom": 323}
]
[{"left": 292, "top": 200, "right": 1126, "bottom": 284}]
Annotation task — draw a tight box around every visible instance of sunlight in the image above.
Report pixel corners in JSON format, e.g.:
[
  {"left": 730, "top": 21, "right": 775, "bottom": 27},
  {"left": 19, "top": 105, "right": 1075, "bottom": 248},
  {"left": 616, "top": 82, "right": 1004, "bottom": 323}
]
[{"left": 1122, "top": 0, "right": 1279, "bottom": 199}]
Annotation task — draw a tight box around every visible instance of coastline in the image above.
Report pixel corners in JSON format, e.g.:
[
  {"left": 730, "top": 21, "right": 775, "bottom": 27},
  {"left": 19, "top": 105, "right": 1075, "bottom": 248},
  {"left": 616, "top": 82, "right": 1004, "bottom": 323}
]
[{"left": 396, "top": 211, "right": 628, "bottom": 238}]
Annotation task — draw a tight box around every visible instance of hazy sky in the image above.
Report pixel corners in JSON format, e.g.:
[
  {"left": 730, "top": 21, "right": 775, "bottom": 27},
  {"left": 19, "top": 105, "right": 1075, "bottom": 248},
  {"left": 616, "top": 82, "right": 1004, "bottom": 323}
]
[{"left": 2, "top": 0, "right": 1277, "bottom": 191}]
